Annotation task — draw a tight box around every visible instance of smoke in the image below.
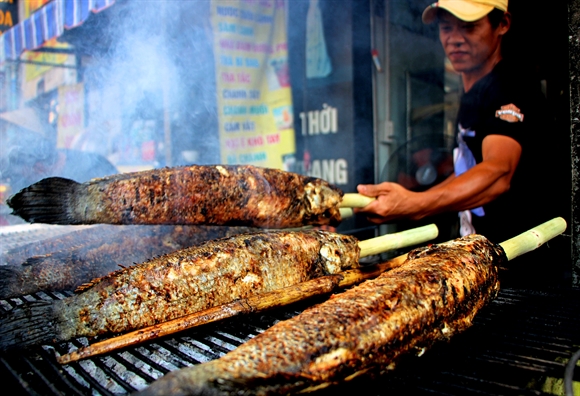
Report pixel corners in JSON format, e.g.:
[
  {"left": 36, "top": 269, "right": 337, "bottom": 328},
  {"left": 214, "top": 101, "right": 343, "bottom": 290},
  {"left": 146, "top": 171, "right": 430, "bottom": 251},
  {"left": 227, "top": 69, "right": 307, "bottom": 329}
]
[
  {"left": 0, "top": 1, "right": 223, "bottom": 224},
  {"left": 79, "top": 0, "right": 221, "bottom": 167}
]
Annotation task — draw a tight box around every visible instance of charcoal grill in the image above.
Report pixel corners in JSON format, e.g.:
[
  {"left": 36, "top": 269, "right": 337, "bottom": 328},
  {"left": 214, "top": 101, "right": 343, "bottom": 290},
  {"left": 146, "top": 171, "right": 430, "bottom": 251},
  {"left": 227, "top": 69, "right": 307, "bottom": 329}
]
[{"left": 1, "top": 224, "right": 579, "bottom": 396}]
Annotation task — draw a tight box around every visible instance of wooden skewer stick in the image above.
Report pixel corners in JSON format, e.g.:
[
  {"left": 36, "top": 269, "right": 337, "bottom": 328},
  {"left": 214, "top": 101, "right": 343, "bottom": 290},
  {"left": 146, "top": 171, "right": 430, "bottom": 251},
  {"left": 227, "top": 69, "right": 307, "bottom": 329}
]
[
  {"left": 57, "top": 253, "right": 409, "bottom": 365},
  {"left": 340, "top": 193, "right": 376, "bottom": 208}
]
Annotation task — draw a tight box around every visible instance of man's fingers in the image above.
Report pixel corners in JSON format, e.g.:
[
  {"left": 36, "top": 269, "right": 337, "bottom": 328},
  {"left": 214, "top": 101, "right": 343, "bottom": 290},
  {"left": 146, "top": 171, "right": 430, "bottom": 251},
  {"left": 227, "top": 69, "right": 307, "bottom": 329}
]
[{"left": 357, "top": 183, "right": 386, "bottom": 197}]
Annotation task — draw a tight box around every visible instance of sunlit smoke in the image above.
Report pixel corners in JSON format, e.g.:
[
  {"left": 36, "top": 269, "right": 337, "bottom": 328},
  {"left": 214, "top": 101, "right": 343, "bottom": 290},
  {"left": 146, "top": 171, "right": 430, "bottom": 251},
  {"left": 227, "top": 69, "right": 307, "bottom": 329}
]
[{"left": 0, "top": 1, "right": 222, "bottom": 224}]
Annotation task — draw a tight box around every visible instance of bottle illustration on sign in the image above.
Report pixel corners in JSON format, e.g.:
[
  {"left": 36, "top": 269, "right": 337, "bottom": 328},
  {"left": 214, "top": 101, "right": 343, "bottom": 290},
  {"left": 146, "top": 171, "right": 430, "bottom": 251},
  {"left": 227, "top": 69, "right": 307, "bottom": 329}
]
[
  {"left": 268, "top": 58, "right": 290, "bottom": 90},
  {"left": 306, "top": 0, "right": 332, "bottom": 78},
  {"left": 273, "top": 105, "right": 293, "bottom": 130}
]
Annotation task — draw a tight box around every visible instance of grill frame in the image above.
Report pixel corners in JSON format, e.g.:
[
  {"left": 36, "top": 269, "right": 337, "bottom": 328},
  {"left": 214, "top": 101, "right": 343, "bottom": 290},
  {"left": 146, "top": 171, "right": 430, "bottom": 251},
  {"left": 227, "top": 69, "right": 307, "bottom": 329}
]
[{"left": 1, "top": 224, "right": 579, "bottom": 395}]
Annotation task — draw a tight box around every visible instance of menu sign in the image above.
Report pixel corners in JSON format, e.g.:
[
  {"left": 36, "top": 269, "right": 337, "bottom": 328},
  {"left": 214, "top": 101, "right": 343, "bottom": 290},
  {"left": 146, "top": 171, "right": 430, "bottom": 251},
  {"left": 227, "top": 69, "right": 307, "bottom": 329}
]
[{"left": 210, "top": 0, "right": 296, "bottom": 170}]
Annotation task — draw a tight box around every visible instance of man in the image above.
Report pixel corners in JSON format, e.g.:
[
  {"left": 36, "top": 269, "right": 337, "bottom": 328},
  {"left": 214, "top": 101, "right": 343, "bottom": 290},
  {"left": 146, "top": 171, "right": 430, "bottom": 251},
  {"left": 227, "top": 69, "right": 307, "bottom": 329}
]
[{"left": 355, "top": 0, "right": 563, "bottom": 283}]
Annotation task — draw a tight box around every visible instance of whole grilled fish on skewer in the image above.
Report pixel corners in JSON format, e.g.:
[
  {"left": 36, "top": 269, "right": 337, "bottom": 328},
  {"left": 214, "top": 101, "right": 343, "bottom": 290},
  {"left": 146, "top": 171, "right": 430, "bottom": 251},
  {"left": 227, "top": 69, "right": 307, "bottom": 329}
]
[
  {"left": 6, "top": 165, "right": 347, "bottom": 228},
  {"left": 57, "top": 224, "right": 437, "bottom": 363},
  {"left": 0, "top": 225, "right": 437, "bottom": 351},
  {"left": 0, "top": 224, "right": 256, "bottom": 300},
  {"left": 58, "top": 253, "right": 412, "bottom": 364},
  {"left": 134, "top": 218, "right": 566, "bottom": 396}
]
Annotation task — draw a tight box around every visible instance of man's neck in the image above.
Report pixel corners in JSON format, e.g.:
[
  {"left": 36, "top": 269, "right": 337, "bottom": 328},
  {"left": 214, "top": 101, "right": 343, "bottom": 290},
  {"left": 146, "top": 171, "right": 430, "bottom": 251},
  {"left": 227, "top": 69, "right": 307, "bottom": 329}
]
[{"left": 462, "top": 53, "right": 503, "bottom": 92}]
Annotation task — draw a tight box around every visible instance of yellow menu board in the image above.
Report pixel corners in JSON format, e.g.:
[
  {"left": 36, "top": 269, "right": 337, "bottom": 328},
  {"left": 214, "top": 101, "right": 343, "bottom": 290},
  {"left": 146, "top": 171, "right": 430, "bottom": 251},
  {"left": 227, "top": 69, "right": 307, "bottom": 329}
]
[{"left": 211, "top": 0, "right": 295, "bottom": 170}]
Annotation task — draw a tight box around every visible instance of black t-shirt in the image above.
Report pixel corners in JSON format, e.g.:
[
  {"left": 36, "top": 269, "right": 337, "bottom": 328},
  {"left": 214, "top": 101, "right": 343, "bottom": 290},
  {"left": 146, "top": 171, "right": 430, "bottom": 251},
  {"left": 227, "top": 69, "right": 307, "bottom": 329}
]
[{"left": 455, "top": 61, "right": 560, "bottom": 245}]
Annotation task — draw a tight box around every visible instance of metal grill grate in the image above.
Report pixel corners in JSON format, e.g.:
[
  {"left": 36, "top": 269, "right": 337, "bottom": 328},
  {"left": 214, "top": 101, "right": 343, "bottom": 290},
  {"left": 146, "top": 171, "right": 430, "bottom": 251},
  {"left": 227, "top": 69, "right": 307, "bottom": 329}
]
[
  {"left": 0, "top": 289, "right": 306, "bottom": 395},
  {"left": 0, "top": 224, "right": 579, "bottom": 395},
  {"left": 1, "top": 287, "right": 579, "bottom": 395}
]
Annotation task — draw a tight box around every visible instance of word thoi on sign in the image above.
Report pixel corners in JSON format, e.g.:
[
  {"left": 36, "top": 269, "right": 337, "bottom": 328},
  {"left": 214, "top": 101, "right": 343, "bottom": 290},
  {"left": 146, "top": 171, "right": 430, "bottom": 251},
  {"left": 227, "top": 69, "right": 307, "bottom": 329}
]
[{"left": 299, "top": 104, "right": 338, "bottom": 136}]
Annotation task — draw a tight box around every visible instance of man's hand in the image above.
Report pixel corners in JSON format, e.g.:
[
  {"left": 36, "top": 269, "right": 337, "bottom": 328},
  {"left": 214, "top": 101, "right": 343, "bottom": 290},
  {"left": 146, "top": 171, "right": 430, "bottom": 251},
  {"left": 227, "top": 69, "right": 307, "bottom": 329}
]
[{"left": 354, "top": 182, "right": 422, "bottom": 224}]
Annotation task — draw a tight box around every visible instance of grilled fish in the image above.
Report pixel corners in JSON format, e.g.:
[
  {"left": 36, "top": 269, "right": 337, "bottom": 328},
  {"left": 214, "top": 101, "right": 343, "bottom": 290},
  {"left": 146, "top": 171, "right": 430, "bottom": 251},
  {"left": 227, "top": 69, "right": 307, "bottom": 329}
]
[
  {"left": 135, "top": 234, "right": 505, "bottom": 396},
  {"left": 0, "top": 225, "right": 256, "bottom": 300},
  {"left": 0, "top": 230, "right": 360, "bottom": 351},
  {"left": 6, "top": 165, "right": 343, "bottom": 228}
]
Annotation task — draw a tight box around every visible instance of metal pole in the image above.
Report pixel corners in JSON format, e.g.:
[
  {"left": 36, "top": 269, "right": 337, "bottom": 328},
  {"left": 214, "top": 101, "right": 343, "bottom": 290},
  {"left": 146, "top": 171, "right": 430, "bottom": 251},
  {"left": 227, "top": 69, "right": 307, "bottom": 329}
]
[{"left": 569, "top": 0, "right": 580, "bottom": 287}]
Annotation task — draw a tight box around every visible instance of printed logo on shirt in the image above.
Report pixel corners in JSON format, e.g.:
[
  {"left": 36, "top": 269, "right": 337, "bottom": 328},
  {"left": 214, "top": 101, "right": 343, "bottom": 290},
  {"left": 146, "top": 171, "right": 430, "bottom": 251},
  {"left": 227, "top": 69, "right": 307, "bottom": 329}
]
[{"left": 495, "top": 103, "right": 524, "bottom": 123}]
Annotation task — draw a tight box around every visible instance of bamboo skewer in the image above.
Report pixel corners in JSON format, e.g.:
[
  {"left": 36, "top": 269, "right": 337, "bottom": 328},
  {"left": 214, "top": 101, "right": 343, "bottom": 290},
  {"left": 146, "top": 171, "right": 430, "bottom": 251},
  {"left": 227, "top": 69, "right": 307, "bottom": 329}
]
[
  {"left": 57, "top": 217, "right": 566, "bottom": 365},
  {"left": 498, "top": 217, "right": 566, "bottom": 260},
  {"left": 358, "top": 223, "right": 437, "bottom": 257},
  {"left": 339, "top": 207, "right": 354, "bottom": 219},
  {"left": 340, "top": 193, "right": 376, "bottom": 208}
]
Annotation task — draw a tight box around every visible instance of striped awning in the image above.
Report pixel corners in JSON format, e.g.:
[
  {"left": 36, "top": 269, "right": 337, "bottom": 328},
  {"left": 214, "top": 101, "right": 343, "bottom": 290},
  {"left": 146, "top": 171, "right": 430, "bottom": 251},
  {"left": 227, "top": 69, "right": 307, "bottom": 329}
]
[{"left": 0, "top": 0, "right": 115, "bottom": 65}]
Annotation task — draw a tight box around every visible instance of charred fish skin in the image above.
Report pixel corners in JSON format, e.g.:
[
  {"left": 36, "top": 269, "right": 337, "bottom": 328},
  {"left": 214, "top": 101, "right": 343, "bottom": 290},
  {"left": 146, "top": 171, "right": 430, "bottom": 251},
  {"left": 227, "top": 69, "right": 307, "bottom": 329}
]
[
  {"left": 6, "top": 165, "right": 344, "bottom": 228},
  {"left": 0, "top": 225, "right": 257, "bottom": 300},
  {"left": 0, "top": 230, "right": 359, "bottom": 351},
  {"left": 135, "top": 234, "right": 505, "bottom": 396}
]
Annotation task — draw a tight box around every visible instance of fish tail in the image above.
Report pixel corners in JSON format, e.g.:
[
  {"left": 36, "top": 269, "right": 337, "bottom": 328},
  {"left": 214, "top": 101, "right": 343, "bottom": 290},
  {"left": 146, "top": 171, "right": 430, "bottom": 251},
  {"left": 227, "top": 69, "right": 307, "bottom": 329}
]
[
  {"left": 6, "top": 177, "right": 80, "bottom": 224},
  {"left": 0, "top": 300, "right": 58, "bottom": 351}
]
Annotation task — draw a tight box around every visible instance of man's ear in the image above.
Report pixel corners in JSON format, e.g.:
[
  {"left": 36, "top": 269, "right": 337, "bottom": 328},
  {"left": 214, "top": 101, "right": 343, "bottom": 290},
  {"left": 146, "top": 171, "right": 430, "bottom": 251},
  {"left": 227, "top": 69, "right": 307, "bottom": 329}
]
[{"left": 498, "top": 12, "right": 511, "bottom": 36}]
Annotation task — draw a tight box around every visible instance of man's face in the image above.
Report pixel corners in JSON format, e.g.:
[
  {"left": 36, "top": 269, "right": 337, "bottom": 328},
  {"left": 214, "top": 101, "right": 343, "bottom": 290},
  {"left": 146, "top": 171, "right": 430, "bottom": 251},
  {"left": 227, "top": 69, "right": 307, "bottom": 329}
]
[{"left": 438, "top": 11, "right": 505, "bottom": 74}]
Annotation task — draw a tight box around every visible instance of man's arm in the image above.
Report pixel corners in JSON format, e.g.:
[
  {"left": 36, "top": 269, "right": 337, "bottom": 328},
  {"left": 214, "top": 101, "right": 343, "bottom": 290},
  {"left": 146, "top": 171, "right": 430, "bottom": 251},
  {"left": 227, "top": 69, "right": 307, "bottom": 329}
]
[{"left": 355, "top": 135, "right": 522, "bottom": 224}]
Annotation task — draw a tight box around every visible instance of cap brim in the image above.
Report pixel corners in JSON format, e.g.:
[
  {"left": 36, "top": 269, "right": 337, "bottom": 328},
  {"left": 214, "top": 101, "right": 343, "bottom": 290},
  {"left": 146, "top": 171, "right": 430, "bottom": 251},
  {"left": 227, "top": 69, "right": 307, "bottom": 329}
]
[{"left": 421, "top": 2, "right": 495, "bottom": 24}]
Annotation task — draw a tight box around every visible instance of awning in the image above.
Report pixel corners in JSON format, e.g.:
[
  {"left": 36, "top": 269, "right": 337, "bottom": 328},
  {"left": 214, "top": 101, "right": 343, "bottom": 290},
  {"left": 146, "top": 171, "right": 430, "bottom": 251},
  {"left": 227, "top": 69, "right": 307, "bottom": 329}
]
[
  {"left": 0, "top": 0, "right": 115, "bottom": 65},
  {"left": 0, "top": 107, "right": 46, "bottom": 135}
]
